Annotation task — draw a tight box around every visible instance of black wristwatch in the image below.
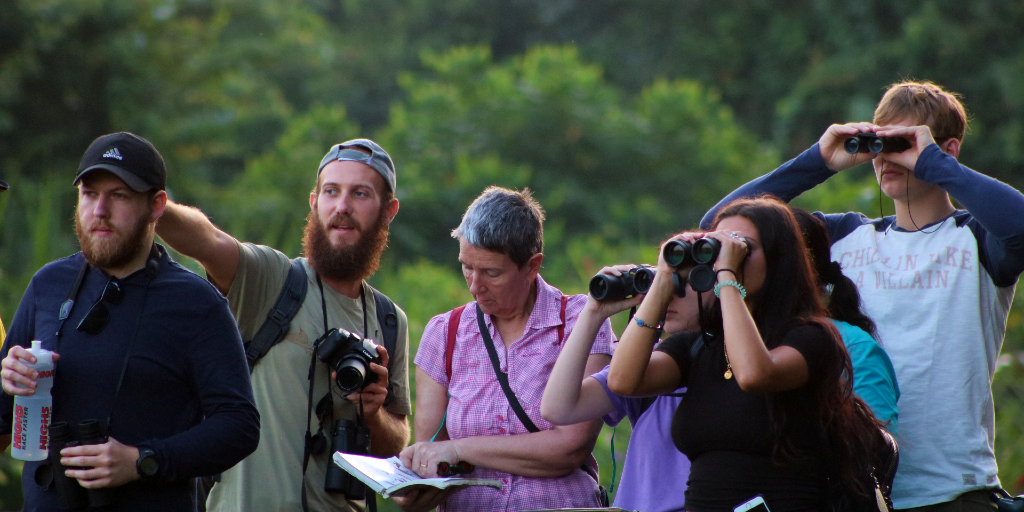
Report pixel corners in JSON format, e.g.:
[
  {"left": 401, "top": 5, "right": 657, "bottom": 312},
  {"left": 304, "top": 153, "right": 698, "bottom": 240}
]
[{"left": 136, "top": 448, "right": 159, "bottom": 480}]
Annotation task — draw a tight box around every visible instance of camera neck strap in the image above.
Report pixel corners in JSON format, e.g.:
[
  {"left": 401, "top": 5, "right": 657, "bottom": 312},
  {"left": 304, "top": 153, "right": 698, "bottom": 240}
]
[
  {"left": 475, "top": 303, "right": 541, "bottom": 433},
  {"left": 302, "top": 274, "right": 371, "bottom": 512}
]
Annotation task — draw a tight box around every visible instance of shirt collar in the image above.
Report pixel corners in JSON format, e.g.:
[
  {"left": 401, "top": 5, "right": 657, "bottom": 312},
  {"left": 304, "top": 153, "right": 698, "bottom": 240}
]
[{"left": 523, "top": 274, "right": 564, "bottom": 331}]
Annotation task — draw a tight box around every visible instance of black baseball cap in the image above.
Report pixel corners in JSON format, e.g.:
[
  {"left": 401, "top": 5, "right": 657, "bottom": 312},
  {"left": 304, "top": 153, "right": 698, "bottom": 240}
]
[{"left": 74, "top": 132, "right": 166, "bottom": 192}]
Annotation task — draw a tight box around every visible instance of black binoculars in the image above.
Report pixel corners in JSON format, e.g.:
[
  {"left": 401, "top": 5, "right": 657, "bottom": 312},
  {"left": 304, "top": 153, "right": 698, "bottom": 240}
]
[
  {"left": 437, "top": 461, "right": 474, "bottom": 477},
  {"left": 40, "top": 419, "right": 118, "bottom": 509},
  {"left": 843, "top": 133, "right": 911, "bottom": 154},
  {"left": 324, "top": 419, "right": 371, "bottom": 499},
  {"left": 589, "top": 265, "right": 656, "bottom": 302},
  {"left": 663, "top": 238, "right": 734, "bottom": 268},
  {"left": 663, "top": 237, "right": 749, "bottom": 293}
]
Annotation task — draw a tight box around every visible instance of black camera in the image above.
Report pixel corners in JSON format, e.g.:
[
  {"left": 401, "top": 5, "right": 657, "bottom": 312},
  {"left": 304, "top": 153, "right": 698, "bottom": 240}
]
[
  {"left": 40, "top": 419, "right": 118, "bottom": 508},
  {"left": 316, "top": 328, "right": 382, "bottom": 394},
  {"left": 589, "top": 265, "right": 656, "bottom": 302},
  {"left": 324, "top": 419, "right": 371, "bottom": 498},
  {"left": 844, "top": 133, "right": 911, "bottom": 154}
]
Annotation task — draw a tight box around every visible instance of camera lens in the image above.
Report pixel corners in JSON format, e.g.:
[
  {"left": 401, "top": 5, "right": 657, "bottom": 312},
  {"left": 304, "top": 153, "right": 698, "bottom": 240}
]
[
  {"left": 692, "top": 238, "right": 721, "bottom": 265},
  {"left": 335, "top": 359, "right": 367, "bottom": 394},
  {"left": 663, "top": 240, "right": 694, "bottom": 268}
]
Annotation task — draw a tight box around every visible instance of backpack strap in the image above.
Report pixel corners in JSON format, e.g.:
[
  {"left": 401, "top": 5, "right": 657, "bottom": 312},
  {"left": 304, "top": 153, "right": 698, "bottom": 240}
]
[
  {"left": 244, "top": 258, "right": 308, "bottom": 373},
  {"left": 369, "top": 285, "right": 399, "bottom": 406},
  {"left": 446, "top": 305, "right": 467, "bottom": 381}
]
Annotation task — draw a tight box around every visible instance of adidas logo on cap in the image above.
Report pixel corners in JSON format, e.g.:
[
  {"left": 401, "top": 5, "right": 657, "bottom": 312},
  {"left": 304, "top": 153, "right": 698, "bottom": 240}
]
[{"left": 102, "top": 148, "right": 124, "bottom": 160}]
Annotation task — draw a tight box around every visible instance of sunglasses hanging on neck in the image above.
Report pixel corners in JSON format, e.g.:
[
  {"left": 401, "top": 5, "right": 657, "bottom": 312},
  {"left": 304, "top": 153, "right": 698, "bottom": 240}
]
[{"left": 77, "top": 277, "right": 125, "bottom": 335}]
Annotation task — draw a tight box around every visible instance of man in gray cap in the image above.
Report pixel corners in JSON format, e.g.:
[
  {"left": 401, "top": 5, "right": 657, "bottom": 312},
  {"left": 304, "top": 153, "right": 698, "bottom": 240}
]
[{"left": 157, "top": 139, "right": 411, "bottom": 512}]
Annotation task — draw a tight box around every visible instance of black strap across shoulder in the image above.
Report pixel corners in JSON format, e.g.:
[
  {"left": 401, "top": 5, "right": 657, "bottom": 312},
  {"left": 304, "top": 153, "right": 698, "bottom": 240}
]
[
  {"left": 369, "top": 286, "right": 399, "bottom": 406},
  {"left": 245, "top": 259, "right": 401, "bottom": 378},
  {"left": 476, "top": 303, "right": 540, "bottom": 433},
  {"left": 244, "top": 259, "right": 308, "bottom": 372}
]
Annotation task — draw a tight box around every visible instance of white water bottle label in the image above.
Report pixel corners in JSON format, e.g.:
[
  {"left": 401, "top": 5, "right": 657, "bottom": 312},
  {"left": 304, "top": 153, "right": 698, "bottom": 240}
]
[
  {"left": 11, "top": 340, "right": 55, "bottom": 461},
  {"left": 12, "top": 397, "right": 51, "bottom": 461}
]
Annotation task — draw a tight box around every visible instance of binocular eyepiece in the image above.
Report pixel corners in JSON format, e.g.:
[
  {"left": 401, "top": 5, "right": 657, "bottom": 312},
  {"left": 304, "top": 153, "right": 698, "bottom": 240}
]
[
  {"left": 844, "top": 133, "right": 911, "bottom": 154},
  {"left": 589, "top": 265, "right": 656, "bottom": 302}
]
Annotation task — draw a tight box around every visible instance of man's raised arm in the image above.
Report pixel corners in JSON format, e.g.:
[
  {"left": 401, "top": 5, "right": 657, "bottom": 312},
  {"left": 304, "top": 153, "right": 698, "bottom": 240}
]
[{"left": 157, "top": 201, "right": 241, "bottom": 295}]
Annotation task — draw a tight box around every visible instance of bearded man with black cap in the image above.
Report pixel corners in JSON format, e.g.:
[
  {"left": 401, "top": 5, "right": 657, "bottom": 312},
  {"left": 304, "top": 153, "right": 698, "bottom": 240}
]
[
  {"left": 0, "top": 132, "right": 260, "bottom": 511},
  {"left": 157, "top": 139, "right": 411, "bottom": 512}
]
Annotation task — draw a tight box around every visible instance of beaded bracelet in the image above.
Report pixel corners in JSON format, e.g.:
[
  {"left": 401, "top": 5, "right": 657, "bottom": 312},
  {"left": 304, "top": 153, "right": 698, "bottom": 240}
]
[
  {"left": 635, "top": 316, "right": 663, "bottom": 331},
  {"left": 714, "top": 280, "right": 747, "bottom": 299}
]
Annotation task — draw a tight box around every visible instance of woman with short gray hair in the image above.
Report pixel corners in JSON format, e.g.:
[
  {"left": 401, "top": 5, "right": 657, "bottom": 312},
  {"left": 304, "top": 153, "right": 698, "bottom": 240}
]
[{"left": 397, "top": 186, "right": 614, "bottom": 512}]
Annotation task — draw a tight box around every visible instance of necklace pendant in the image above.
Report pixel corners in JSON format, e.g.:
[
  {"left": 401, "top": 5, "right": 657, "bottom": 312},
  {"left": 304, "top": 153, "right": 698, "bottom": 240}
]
[{"left": 724, "top": 369, "right": 733, "bottom": 380}]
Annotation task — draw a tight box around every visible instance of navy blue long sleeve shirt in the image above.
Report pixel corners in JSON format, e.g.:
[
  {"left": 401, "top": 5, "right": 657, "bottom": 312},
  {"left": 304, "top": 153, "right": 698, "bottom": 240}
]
[{"left": 1, "top": 245, "right": 259, "bottom": 511}]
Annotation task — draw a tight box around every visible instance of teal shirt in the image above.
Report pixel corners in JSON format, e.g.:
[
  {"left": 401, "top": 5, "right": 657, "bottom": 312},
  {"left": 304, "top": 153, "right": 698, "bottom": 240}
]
[{"left": 832, "top": 320, "right": 900, "bottom": 434}]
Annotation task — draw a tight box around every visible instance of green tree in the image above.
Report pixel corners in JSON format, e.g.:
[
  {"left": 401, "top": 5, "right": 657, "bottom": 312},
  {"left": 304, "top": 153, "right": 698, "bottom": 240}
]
[{"left": 378, "top": 45, "right": 777, "bottom": 272}]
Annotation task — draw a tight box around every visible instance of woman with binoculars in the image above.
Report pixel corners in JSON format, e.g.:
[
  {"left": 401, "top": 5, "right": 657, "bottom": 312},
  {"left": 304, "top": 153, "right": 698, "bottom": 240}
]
[
  {"left": 599, "top": 197, "right": 887, "bottom": 512},
  {"left": 541, "top": 258, "right": 701, "bottom": 512}
]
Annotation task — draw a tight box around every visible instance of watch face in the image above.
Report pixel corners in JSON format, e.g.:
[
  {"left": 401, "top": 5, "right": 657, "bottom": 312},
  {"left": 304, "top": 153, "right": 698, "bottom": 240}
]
[{"left": 140, "top": 455, "right": 159, "bottom": 476}]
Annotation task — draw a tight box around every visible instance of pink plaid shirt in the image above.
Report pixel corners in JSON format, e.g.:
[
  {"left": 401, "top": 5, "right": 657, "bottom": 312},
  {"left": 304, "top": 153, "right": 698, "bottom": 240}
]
[{"left": 415, "top": 275, "right": 615, "bottom": 512}]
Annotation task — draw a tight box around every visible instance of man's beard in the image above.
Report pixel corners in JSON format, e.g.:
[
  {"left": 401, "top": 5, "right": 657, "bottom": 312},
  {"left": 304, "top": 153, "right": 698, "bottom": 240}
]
[
  {"left": 303, "top": 204, "right": 390, "bottom": 283},
  {"left": 75, "top": 208, "right": 152, "bottom": 270}
]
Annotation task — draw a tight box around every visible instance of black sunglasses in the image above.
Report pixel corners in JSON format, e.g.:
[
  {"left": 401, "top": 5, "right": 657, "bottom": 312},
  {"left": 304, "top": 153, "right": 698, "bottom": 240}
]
[{"left": 77, "top": 278, "right": 125, "bottom": 335}]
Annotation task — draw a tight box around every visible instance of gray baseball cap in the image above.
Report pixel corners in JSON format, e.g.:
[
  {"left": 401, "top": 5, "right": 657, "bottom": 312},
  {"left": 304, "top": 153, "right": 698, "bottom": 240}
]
[{"left": 317, "top": 138, "right": 396, "bottom": 193}]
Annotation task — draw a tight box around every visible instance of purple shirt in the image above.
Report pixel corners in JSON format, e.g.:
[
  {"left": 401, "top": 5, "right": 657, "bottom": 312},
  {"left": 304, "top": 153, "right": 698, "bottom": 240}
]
[
  {"left": 593, "top": 367, "right": 690, "bottom": 512},
  {"left": 416, "top": 275, "right": 615, "bottom": 512}
]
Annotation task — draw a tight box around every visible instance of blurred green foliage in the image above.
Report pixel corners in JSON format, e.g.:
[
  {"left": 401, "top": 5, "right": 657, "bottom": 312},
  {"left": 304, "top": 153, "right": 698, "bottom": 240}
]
[{"left": 1, "top": 0, "right": 1023, "bottom": 509}]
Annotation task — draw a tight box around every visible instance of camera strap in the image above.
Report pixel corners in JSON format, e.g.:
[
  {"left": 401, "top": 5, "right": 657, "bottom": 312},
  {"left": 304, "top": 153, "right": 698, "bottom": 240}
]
[
  {"left": 302, "top": 274, "right": 374, "bottom": 512},
  {"left": 475, "top": 303, "right": 541, "bottom": 433}
]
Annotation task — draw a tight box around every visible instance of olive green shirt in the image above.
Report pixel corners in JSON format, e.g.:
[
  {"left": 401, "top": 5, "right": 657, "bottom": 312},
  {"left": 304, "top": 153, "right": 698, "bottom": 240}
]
[{"left": 207, "top": 243, "right": 411, "bottom": 512}]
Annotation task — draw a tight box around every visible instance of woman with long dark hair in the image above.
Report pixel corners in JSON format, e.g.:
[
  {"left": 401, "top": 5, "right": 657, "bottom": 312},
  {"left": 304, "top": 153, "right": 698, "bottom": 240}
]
[
  {"left": 793, "top": 208, "right": 899, "bottom": 433},
  {"left": 608, "top": 196, "right": 886, "bottom": 511}
]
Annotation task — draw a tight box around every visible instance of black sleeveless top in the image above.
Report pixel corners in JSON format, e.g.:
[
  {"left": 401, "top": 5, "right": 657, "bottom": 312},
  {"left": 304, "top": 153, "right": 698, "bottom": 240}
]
[{"left": 656, "top": 325, "right": 838, "bottom": 512}]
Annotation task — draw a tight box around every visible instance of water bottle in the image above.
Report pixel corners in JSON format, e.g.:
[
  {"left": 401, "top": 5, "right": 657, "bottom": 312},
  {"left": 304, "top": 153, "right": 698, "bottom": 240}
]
[{"left": 11, "top": 340, "right": 55, "bottom": 461}]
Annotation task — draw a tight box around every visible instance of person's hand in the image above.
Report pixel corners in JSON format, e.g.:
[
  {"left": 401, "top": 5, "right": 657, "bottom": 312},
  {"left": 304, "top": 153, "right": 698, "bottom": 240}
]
[
  {"left": 1, "top": 346, "right": 60, "bottom": 396},
  {"left": 873, "top": 124, "right": 938, "bottom": 172},
  {"left": 705, "top": 229, "right": 751, "bottom": 277},
  {"left": 393, "top": 486, "right": 459, "bottom": 512},
  {"left": 61, "top": 436, "right": 141, "bottom": 488},
  {"left": 341, "top": 345, "right": 390, "bottom": 417},
  {"left": 399, "top": 441, "right": 462, "bottom": 478},
  {"left": 818, "top": 122, "right": 880, "bottom": 172},
  {"left": 584, "top": 264, "right": 646, "bottom": 318}
]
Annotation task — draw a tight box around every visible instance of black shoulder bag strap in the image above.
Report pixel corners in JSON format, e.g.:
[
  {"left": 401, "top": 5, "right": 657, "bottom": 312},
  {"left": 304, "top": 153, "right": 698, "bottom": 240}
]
[
  {"left": 244, "top": 258, "right": 308, "bottom": 372},
  {"left": 475, "top": 304, "right": 540, "bottom": 433},
  {"left": 369, "top": 286, "right": 398, "bottom": 406}
]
